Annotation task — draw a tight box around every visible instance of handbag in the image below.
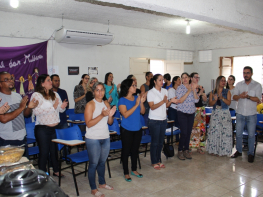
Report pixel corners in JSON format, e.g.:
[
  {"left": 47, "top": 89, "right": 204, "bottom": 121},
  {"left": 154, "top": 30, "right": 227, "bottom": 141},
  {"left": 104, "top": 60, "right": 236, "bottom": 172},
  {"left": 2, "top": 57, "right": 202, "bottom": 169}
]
[{"left": 163, "top": 144, "right": 174, "bottom": 157}]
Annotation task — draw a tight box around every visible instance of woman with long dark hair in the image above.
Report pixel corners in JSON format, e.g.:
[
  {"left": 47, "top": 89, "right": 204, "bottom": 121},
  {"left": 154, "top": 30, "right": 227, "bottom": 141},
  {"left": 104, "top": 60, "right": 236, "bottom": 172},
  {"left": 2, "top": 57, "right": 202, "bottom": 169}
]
[
  {"left": 85, "top": 82, "right": 116, "bottom": 197},
  {"left": 163, "top": 73, "right": 172, "bottom": 90},
  {"left": 206, "top": 76, "right": 232, "bottom": 156},
  {"left": 189, "top": 72, "right": 207, "bottom": 154},
  {"left": 31, "top": 74, "right": 68, "bottom": 176},
  {"left": 176, "top": 72, "right": 199, "bottom": 160},
  {"left": 148, "top": 74, "right": 179, "bottom": 169},
  {"left": 74, "top": 74, "right": 90, "bottom": 113},
  {"left": 167, "top": 76, "right": 181, "bottom": 142},
  {"left": 104, "top": 72, "right": 120, "bottom": 109},
  {"left": 226, "top": 75, "right": 237, "bottom": 111},
  {"left": 118, "top": 79, "right": 146, "bottom": 181}
]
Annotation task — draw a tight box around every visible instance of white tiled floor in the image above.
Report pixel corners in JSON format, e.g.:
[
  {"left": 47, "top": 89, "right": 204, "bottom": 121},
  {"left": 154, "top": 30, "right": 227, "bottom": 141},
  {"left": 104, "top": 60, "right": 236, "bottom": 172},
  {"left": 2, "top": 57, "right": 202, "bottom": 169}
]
[{"left": 51, "top": 143, "right": 263, "bottom": 197}]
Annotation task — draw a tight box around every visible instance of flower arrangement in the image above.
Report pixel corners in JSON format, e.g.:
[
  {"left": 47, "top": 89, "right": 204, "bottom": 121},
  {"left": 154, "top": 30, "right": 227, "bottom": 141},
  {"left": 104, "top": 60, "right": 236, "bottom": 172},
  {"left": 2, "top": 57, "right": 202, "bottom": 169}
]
[{"left": 257, "top": 103, "right": 263, "bottom": 114}]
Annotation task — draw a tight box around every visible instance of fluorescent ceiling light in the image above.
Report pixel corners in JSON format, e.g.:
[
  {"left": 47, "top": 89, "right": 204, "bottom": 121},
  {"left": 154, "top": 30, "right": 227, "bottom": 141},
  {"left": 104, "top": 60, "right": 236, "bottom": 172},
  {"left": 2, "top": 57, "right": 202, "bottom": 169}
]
[
  {"left": 10, "top": 0, "right": 19, "bottom": 8},
  {"left": 186, "top": 20, "right": 190, "bottom": 34}
]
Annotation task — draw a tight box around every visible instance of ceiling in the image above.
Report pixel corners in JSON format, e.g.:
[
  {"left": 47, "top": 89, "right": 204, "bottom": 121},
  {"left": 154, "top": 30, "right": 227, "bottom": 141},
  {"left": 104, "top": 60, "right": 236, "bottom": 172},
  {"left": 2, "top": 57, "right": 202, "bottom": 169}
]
[{"left": 0, "top": 0, "right": 238, "bottom": 35}]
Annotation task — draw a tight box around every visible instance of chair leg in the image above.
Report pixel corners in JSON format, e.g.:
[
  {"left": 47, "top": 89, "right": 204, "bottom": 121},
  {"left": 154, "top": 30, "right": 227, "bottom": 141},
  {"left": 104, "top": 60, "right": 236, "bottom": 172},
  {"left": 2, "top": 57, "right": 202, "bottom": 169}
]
[
  {"left": 71, "top": 162, "right": 79, "bottom": 196},
  {"left": 106, "top": 158, "right": 111, "bottom": 178},
  {"left": 137, "top": 154, "right": 141, "bottom": 169},
  {"left": 85, "top": 162, "right": 88, "bottom": 177},
  {"left": 59, "top": 159, "right": 61, "bottom": 187},
  {"left": 144, "top": 144, "right": 147, "bottom": 157}
]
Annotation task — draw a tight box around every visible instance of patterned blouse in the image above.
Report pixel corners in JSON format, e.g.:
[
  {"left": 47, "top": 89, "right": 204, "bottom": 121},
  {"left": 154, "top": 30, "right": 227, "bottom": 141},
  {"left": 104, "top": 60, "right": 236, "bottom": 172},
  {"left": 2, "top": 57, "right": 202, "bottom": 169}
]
[
  {"left": 31, "top": 92, "right": 65, "bottom": 125},
  {"left": 176, "top": 84, "right": 199, "bottom": 114},
  {"left": 73, "top": 85, "right": 87, "bottom": 114}
]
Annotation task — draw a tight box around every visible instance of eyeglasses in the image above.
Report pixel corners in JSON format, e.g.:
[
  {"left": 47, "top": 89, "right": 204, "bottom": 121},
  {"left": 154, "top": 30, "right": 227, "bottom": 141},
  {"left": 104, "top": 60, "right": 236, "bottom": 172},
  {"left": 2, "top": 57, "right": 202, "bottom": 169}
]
[
  {"left": 194, "top": 76, "right": 200, "bottom": 80},
  {"left": 0, "top": 77, "right": 14, "bottom": 83},
  {"left": 132, "top": 85, "right": 137, "bottom": 88},
  {"left": 243, "top": 72, "right": 251, "bottom": 75}
]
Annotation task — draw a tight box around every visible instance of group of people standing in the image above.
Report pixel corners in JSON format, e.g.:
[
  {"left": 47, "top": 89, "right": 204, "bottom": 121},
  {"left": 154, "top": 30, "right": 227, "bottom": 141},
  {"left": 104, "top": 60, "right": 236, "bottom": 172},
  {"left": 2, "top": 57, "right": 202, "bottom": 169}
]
[{"left": 0, "top": 65, "right": 261, "bottom": 197}]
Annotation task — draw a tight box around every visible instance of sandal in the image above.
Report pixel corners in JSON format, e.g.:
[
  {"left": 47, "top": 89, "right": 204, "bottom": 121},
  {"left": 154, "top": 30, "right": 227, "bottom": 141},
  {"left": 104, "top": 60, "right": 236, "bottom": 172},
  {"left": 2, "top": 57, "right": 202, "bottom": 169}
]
[
  {"left": 93, "top": 191, "right": 104, "bottom": 197},
  {"left": 99, "top": 184, "right": 114, "bottom": 190},
  {"left": 152, "top": 164, "right": 160, "bottom": 170},
  {"left": 197, "top": 149, "right": 205, "bottom": 155},
  {"left": 158, "top": 163, "right": 165, "bottom": 168}
]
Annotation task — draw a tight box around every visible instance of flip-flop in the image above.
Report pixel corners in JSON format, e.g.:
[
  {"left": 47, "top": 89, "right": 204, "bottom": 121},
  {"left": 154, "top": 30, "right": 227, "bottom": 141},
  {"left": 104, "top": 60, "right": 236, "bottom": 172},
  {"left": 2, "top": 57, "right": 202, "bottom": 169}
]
[
  {"left": 159, "top": 163, "right": 165, "bottom": 168},
  {"left": 197, "top": 149, "right": 205, "bottom": 155},
  {"left": 99, "top": 184, "right": 114, "bottom": 190},
  {"left": 93, "top": 191, "right": 104, "bottom": 197},
  {"left": 153, "top": 164, "right": 160, "bottom": 170}
]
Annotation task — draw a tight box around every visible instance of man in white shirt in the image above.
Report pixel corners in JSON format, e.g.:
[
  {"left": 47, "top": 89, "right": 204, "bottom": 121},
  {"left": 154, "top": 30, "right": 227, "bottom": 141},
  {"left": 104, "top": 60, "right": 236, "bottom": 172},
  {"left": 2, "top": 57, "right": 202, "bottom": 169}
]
[{"left": 231, "top": 66, "right": 262, "bottom": 163}]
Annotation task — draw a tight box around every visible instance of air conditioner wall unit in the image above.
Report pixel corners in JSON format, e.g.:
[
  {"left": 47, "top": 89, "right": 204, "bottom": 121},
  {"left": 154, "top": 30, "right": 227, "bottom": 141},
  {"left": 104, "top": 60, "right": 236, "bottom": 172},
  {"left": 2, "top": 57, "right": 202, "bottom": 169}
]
[{"left": 55, "top": 28, "right": 114, "bottom": 46}]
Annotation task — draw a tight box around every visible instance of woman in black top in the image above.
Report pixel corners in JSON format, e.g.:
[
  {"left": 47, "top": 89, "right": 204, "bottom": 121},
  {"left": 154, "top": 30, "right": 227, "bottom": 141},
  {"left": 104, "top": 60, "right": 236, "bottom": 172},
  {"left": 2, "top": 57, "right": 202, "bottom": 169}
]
[{"left": 189, "top": 72, "right": 207, "bottom": 154}]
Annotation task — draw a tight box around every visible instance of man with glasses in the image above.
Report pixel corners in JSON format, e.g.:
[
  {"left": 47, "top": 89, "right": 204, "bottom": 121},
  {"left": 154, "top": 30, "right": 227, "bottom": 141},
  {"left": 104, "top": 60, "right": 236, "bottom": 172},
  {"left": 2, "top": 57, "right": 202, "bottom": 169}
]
[
  {"left": 0, "top": 72, "right": 38, "bottom": 151},
  {"left": 231, "top": 66, "right": 262, "bottom": 163},
  {"left": 51, "top": 74, "right": 69, "bottom": 129}
]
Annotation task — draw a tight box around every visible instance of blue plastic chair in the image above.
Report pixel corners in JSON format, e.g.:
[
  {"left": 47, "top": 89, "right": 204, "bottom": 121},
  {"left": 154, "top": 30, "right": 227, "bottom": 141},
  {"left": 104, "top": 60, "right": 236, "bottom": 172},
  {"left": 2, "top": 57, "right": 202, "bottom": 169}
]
[
  {"left": 140, "top": 115, "right": 151, "bottom": 157},
  {"left": 55, "top": 125, "right": 89, "bottom": 196},
  {"left": 256, "top": 114, "right": 263, "bottom": 133},
  {"left": 25, "top": 122, "right": 39, "bottom": 158},
  {"left": 205, "top": 107, "right": 212, "bottom": 114},
  {"left": 66, "top": 109, "right": 75, "bottom": 116},
  {"left": 24, "top": 116, "right": 32, "bottom": 124},
  {"left": 68, "top": 113, "right": 86, "bottom": 137}
]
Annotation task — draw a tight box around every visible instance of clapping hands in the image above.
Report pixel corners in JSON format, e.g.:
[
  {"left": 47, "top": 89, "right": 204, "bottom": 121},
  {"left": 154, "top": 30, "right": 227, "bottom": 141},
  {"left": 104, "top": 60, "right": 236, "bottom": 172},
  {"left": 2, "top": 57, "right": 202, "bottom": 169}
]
[
  {"left": 0, "top": 98, "right": 10, "bottom": 114},
  {"left": 61, "top": 99, "right": 69, "bottom": 109}
]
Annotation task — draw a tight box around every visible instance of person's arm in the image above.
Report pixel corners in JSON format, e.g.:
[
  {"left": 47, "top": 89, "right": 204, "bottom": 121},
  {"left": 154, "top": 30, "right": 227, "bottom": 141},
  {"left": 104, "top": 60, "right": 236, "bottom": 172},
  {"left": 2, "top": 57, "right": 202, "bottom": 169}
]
[
  {"left": 166, "top": 97, "right": 180, "bottom": 108},
  {"left": 177, "top": 87, "right": 191, "bottom": 103},
  {"left": 85, "top": 101, "right": 109, "bottom": 128},
  {"left": 108, "top": 84, "right": 115, "bottom": 95},
  {"left": 24, "top": 97, "right": 39, "bottom": 117},
  {"left": 0, "top": 96, "right": 28, "bottom": 123},
  {"left": 56, "top": 93, "right": 68, "bottom": 113},
  {"left": 74, "top": 86, "right": 85, "bottom": 103},
  {"left": 148, "top": 95, "right": 167, "bottom": 110},
  {"left": 140, "top": 94, "right": 146, "bottom": 114},
  {"left": 140, "top": 84, "right": 145, "bottom": 94},
  {"left": 119, "top": 97, "right": 140, "bottom": 119},
  {"left": 0, "top": 102, "right": 10, "bottom": 115},
  {"left": 209, "top": 92, "right": 217, "bottom": 106}
]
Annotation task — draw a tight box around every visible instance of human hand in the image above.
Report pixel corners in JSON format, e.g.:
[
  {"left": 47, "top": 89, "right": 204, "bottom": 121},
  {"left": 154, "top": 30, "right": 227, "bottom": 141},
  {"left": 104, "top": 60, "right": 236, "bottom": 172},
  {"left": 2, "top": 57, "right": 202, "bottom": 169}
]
[
  {"left": 108, "top": 95, "right": 113, "bottom": 103},
  {"left": 136, "top": 95, "right": 141, "bottom": 106},
  {"left": 53, "top": 98, "right": 59, "bottom": 109},
  {"left": 239, "top": 91, "right": 248, "bottom": 99},
  {"left": 117, "top": 83, "right": 121, "bottom": 90},
  {"left": 140, "top": 93, "right": 146, "bottom": 103},
  {"left": 101, "top": 107, "right": 110, "bottom": 117},
  {"left": 199, "top": 86, "right": 204, "bottom": 94},
  {"left": 61, "top": 99, "right": 68, "bottom": 109},
  {"left": 213, "top": 94, "right": 218, "bottom": 100},
  {"left": 191, "top": 83, "right": 197, "bottom": 91},
  {"left": 218, "top": 93, "right": 223, "bottom": 100},
  {"left": 28, "top": 98, "right": 39, "bottom": 109},
  {"left": 19, "top": 96, "right": 28, "bottom": 110},
  {"left": 109, "top": 106, "right": 116, "bottom": 117},
  {"left": 170, "top": 97, "right": 179, "bottom": 104},
  {"left": 0, "top": 102, "right": 10, "bottom": 114},
  {"left": 163, "top": 95, "right": 168, "bottom": 103}
]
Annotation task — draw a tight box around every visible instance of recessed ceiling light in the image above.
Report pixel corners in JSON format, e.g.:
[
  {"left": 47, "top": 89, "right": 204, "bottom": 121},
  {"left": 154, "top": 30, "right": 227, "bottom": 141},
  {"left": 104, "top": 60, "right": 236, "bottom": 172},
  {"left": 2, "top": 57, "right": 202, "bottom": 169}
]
[{"left": 10, "top": 0, "right": 19, "bottom": 8}]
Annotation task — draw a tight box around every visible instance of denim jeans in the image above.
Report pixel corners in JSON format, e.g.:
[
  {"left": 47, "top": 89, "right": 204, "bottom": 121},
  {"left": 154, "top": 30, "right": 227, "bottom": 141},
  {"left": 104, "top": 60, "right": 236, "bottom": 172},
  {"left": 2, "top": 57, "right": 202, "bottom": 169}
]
[
  {"left": 168, "top": 107, "right": 180, "bottom": 142},
  {"left": 143, "top": 113, "right": 149, "bottom": 135},
  {"left": 177, "top": 111, "right": 195, "bottom": 151},
  {"left": 34, "top": 125, "right": 59, "bottom": 173},
  {"left": 148, "top": 119, "right": 167, "bottom": 164},
  {"left": 85, "top": 137, "right": 110, "bottom": 190},
  {"left": 236, "top": 114, "right": 257, "bottom": 156}
]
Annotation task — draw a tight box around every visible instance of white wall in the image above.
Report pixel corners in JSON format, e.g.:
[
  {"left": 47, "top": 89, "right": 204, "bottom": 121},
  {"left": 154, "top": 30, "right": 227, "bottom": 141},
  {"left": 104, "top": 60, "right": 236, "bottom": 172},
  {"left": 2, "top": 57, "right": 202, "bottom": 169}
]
[{"left": 0, "top": 11, "right": 194, "bottom": 108}]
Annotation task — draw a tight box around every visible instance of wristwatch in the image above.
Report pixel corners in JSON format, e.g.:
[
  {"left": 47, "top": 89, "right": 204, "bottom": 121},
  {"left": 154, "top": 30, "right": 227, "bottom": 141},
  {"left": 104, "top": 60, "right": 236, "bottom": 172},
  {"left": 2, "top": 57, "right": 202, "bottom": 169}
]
[
  {"left": 247, "top": 95, "right": 250, "bottom": 99},
  {"left": 222, "top": 98, "right": 225, "bottom": 102}
]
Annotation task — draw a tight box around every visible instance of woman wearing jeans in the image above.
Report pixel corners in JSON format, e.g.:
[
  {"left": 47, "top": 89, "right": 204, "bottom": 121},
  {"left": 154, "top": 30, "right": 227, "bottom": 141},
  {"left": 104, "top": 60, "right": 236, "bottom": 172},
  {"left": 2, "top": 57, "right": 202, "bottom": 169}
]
[
  {"left": 31, "top": 74, "right": 68, "bottom": 176},
  {"left": 147, "top": 74, "right": 179, "bottom": 170},
  {"left": 176, "top": 72, "right": 199, "bottom": 160},
  {"left": 118, "top": 79, "right": 146, "bottom": 182},
  {"left": 84, "top": 82, "right": 116, "bottom": 197}
]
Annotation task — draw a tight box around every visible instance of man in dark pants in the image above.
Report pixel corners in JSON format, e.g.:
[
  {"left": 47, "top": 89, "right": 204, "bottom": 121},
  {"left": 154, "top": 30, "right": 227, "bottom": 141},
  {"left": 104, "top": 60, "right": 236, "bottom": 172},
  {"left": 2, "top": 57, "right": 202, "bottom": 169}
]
[
  {"left": 0, "top": 72, "right": 38, "bottom": 157},
  {"left": 51, "top": 74, "right": 69, "bottom": 129}
]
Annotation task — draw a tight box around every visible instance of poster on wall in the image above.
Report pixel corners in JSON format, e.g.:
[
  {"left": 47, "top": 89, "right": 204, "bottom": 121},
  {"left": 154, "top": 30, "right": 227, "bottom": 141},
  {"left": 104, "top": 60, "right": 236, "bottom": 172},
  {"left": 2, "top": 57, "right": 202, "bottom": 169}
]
[
  {"left": 0, "top": 41, "right": 48, "bottom": 97},
  {"left": 88, "top": 67, "right": 98, "bottom": 75},
  {"left": 48, "top": 66, "right": 59, "bottom": 75},
  {"left": 68, "top": 67, "right": 79, "bottom": 75}
]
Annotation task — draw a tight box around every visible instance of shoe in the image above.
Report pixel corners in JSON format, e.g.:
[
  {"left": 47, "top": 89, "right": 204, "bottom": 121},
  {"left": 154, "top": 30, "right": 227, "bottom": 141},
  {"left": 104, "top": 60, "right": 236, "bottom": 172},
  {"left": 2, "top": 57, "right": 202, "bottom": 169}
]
[
  {"left": 183, "top": 150, "right": 192, "bottom": 159},
  {"left": 53, "top": 172, "right": 65, "bottom": 178},
  {"left": 231, "top": 151, "right": 242, "bottom": 158},
  {"left": 131, "top": 171, "right": 143, "bottom": 178},
  {"left": 248, "top": 154, "right": 254, "bottom": 163},
  {"left": 177, "top": 151, "right": 185, "bottom": 160},
  {"left": 124, "top": 176, "right": 132, "bottom": 182}
]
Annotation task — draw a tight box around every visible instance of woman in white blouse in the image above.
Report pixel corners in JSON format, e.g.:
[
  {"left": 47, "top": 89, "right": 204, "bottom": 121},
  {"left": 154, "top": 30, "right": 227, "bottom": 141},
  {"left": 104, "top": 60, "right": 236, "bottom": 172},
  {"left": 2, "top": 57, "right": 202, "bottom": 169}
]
[
  {"left": 31, "top": 74, "right": 68, "bottom": 176},
  {"left": 147, "top": 74, "right": 179, "bottom": 170}
]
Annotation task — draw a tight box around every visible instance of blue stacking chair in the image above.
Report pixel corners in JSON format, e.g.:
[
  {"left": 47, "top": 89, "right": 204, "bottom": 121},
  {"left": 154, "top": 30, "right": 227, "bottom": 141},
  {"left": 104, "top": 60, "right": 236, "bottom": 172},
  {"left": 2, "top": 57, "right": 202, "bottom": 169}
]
[
  {"left": 140, "top": 115, "right": 151, "bottom": 157},
  {"left": 68, "top": 113, "right": 86, "bottom": 137},
  {"left": 65, "top": 108, "right": 75, "bottom": 116},
  {"left": 25, "top": 122, "right": 39, "bottom": 158},
  {"left": 24, "top": 116, "right": 33, "bottom": 124},
  {"left": 55, "top": 125, "right": 89, "bottom": 196},
  {"left": 256, "top": 114, "right": 263, "bottom": 133}
]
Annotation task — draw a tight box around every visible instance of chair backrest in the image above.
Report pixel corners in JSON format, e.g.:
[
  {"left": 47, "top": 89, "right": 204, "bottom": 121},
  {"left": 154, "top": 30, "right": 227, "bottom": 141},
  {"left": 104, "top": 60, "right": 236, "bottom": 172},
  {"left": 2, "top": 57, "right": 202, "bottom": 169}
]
[
  {"left": 113, "top": 110, "right": 121, "bottom": 119},
  {"left": 66, "top": 109, "right": 75, "bottom": 116},
  {"left": 257, "top": 114, "right": 263, "bottom": 125},
  {"left": 24, "top": 116, "right": 32, "bottom": 124},
  {"left": 108, "top": 118, "right": 120, "bottom": 135},
  {"left": 25, "top": 122, "right": 36, "bottom": 139},
  {"left": 55, "top": 125, "right": 83, "bottom": 150},
  {"left": 205, "top": 107, "right": 212, "bottom": 113},
  {"left": 140, "top": 115, "right": 146, "bottom": 127},
  {"left": 68, "top": 113, "right": 85, "bottom": 121},
  {"left": 230, "top": 110, "right": 236, "bottom": 117}
]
